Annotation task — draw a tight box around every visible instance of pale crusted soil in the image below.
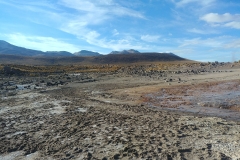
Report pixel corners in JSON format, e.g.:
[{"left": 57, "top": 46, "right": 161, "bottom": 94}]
[{"left": 1, "top": 64, "right": 240, "bottom": 159}]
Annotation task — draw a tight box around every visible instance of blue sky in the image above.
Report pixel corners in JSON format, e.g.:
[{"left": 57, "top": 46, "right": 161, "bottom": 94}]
[{"left": 0, "top": 0, "right": 240, "bottom": 62}]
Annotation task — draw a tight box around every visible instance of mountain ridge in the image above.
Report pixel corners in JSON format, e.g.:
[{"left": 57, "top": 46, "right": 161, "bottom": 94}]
[
  {"left": 0, "top": 53, "right": 187, "bottom": 65},
  {"left": 0, "top": 40, "right": 188, "bottom": 65},
  {"left": 0, "top": 40, "right": 178, "bottom": 57},
  {"left": 0, "top": 40, "right": 74, "bottom": 57},
  {"left": 74, "top": 50, "right": 101, "bottom": 56}
]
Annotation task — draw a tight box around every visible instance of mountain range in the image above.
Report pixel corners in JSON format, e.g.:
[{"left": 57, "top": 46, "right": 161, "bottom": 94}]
[
  {"left": 0, "top": 40, "right": 74, "bottom": 57},
  {"left": 0, "top": 40, "right": 177, "bottom": 57},
  {"left": 0, "top": 40, "right": 187, "bottom": 65}
]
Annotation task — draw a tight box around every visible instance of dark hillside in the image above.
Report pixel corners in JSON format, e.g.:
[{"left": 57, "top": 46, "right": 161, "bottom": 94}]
[
  {"left": 92, "top": 53, "right": 186, "bottom": 64},
  {"left": 0, "top": 53, "right": 187, "bottom": 65}
]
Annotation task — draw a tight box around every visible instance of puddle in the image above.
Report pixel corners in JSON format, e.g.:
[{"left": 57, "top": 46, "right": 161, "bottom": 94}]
[
  {"left": 69, "top": 73, "right": 81, "bottom": 76},
  {"left": 77, "top": 108, "right": 88, "bottom": 112},
  {"left": 1, "top": 92, "right": 41, "bottom": 100},
  {"left": 48, "top": 100, "right": 71, "bottom": 114},
  {"left": 16, "top": 84, "right": 30, "bottom": 90},
  {"left": 0, "top": 151, "right": 24, "bottom": 160},
  {"left": 25, "top": 152, "right": 40, "bottom": 160},
  {"left": 144, "top": 80, "right": 240, "bottom": 121},
  {"left": 50, "top": 105, "right": 67, "bottom": 114},
  {"left": 0, "top": 97, "right": 71, "bottom": 115},
  {"left": 0, "top": 151, "right": 53, "bottom": 160}
]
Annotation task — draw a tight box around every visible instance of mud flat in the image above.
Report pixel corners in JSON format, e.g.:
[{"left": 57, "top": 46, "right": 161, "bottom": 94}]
[
  {"left": 0, "top": 62, "right": 240, "bottom": 159},
  {"left": 144, "top": 80, "right": 240, "bottom": 121}
]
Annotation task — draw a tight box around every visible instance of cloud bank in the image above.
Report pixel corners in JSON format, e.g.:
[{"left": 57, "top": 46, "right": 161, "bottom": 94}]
[{"left": 201, "top": 13, "right": 240, "bottom": 29}]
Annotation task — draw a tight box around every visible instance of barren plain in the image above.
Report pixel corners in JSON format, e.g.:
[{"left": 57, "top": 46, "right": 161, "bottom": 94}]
[{"left": 0, "top": 61, "right": 240, "bottom": 160}]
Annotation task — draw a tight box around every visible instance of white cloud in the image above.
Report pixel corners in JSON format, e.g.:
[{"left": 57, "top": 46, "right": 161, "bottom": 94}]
[
  {"left": 61, "top": 22, "right": 148, "bottom": 51},
  {"left": 224, "top": 39, "right": 240, "bottom": 49},
  {"left": 179, "top": 36, "right": 233, "bottom": 48},
  {"left": 60, "top": 21, "right": 100, "bottom": 45},
  {"left": 85, "top": 31, "right": 101, "bottom": 44},
  {"left": 2, "top": 0, "right": 145, "bottom": 48},
  {"left": 112, "top": 29, "right": 119, "bottom": 36},
  {"left": 141, "top": 35, "right": 160, "bottom": 42},
  {"left": 187, "top": 28, "right": 218, "bottom": 34},
  {"left": 0, "top": 0, "right": 59, "bottom": 10},
  {"left": 172, "top": 0, "right": 216, "bottom": 7},
  {"left": 200, "top": 13, "right": 240, "bottom": 29},
  {"left": 102, "top": 39, "right": 148, "bottom": 51},
  {"left": 188, "top": 28, "right": 207, "bottom": 34},
  {"left": 167, "top": 48, "right": 193, "bottom": 54},
  {"left": 58, "top": 0, "right": 146, "bottom": 50},
  {"left": 179, "top": 38, "right": 202, "bottom": 47},
  {"left": 59, "top": 0, "right": 144, "bottom": 19},
  {"left": 225, "top": 21, "right": 240, "bottom": 29},
  {"left": 0, "top": 0, "right": 66, "bottom": 28},
  {"left": 171, "top": 36, "right": 240, "bottom": 62},
  {"left": 5, "top": 33, "right": 80, "bottom": 52},
  {"left": 200, "top": 13, "right": 237, "bottom": 23},
  {"left": 87, "top": 36, "right": 149, "bottom": 51}
]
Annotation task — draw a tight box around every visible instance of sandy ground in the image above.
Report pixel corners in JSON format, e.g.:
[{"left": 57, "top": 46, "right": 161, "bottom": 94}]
[{"left": 0, "top": 62, "right": 240, "bottom": 159}]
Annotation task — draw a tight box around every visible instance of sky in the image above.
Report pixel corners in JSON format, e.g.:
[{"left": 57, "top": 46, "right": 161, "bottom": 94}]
[{"left": 0, "top": 0, "right": 240, "bottom": 62}]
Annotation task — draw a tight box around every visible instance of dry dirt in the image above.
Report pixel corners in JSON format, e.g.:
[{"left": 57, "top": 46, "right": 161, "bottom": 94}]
[{"left": 0, "top": 62, "right": 240, "bottom": 160}]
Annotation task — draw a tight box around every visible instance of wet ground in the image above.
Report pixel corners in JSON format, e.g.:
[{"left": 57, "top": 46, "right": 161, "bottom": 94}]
[{"left": 144, "top": 80, "right": 240, "bottom": 121}]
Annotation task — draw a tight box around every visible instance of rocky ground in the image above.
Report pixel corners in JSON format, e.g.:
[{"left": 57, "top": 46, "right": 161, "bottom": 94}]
[{"left": 0, "top": 61, "right": 240, "bottom": 159}]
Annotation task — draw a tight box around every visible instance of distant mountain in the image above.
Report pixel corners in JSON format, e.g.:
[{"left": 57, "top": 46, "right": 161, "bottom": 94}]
[
  {"left": 109, "top": 49, "right": 140, "bottom": 54},
  {"left": 74, "top": 50, "right": 102, "bottom": 56},
  {"left": 167, "top": 52, "right": 178, "bottom": 56},
  {"left": 0, "top": 53, "right": 187, "bottom": 65},
  {"left": 0, "top": 40, "right": 44, "bottom": 56},
  {"left": 94, "top": 53, "right": 186, "bottom": 64},
  {"left": 45, "top": 51, "right": 73, "bottom": 57},
  {"left": 0, "top": 40, "right": 187, "bottom": 64},
  {"left": 0, "top": 40, "right": 74, "bottom": 57}
]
